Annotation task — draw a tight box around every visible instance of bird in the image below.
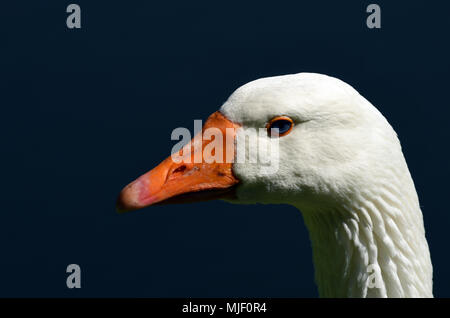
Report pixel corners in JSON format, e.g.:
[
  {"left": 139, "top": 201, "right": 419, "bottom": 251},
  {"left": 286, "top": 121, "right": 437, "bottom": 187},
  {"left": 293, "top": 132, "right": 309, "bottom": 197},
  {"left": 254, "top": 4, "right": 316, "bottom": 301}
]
[{"left": 117, "top": 73, "right": 433, "bottom": 298}]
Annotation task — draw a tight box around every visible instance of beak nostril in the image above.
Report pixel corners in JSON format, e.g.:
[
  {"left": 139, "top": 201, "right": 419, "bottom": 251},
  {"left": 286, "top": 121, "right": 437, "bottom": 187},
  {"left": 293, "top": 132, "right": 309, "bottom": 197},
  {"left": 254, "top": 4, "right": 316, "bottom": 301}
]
[{"left": 172, "top": 165, "right": 187, "bottom": 174}]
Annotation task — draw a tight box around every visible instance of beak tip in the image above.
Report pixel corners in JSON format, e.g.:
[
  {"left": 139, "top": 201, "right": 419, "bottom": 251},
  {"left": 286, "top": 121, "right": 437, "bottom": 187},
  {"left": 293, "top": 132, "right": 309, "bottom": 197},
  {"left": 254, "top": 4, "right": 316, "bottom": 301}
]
[
  {"left": 116, "top": 193, "right": 133, "bottom": 214},
  {"left": 116, "top": 180, "right": 147, "bottom": 213}
]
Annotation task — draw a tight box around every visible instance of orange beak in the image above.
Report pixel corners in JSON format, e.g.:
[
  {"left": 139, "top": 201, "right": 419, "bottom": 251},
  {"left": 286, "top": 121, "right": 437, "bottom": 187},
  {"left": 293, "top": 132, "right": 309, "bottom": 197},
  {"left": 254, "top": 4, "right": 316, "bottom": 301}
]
[{"left": 117, "top": 111, "right": 240, "bottom": 212}]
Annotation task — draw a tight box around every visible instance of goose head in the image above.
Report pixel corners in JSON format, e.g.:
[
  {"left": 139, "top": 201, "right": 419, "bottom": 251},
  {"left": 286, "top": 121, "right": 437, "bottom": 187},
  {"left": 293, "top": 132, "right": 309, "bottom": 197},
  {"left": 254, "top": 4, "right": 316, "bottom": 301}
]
[
  {"left": 117, "top": 73, "right": 433, "bottom": 297},
  {"left": 117, "top": 73, "right": 397, "bottom": 213}
]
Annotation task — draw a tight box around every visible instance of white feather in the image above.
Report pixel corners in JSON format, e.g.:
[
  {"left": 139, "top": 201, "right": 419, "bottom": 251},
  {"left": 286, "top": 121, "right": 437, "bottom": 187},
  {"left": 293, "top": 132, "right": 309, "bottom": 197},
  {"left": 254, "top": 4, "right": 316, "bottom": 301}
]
[{"left": 220, "top": 73, "right": 433, "bottom": 297}]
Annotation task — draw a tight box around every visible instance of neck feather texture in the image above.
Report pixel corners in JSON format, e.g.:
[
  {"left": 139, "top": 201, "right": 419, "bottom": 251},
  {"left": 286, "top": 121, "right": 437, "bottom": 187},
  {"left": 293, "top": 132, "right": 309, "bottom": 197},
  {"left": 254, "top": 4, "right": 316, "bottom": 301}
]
[{"left": 297, "top": 169, "right": 433, "bottom": 297}]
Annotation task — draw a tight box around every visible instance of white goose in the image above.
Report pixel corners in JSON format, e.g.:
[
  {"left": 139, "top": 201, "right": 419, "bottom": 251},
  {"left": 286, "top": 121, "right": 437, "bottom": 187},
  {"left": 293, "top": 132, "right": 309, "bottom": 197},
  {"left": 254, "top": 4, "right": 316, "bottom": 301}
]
[{"left": 117, "top": 73, "right": 433, "bottom": 298}]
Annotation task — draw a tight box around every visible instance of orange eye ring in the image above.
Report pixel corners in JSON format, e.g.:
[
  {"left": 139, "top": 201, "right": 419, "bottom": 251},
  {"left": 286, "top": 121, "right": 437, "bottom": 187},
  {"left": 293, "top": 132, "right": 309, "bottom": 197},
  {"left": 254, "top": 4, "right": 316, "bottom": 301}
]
[{"left": 266, "top": 116, "right": 294, "bottom": 137}]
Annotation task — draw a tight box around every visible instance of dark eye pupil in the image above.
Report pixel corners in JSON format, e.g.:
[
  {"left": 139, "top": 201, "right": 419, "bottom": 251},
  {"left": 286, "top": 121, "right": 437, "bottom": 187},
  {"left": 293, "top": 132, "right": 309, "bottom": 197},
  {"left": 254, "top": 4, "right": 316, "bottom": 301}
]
[{"left": 270, "top": 119, "right": 292, "bottom": 134}]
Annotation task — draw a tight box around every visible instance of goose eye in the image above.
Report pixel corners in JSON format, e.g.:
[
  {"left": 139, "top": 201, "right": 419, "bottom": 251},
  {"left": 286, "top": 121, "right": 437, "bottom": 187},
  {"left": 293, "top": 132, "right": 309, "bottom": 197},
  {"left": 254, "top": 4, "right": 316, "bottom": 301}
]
[{"left": 267, "top": 116, "right": 294, "bottom": 137}]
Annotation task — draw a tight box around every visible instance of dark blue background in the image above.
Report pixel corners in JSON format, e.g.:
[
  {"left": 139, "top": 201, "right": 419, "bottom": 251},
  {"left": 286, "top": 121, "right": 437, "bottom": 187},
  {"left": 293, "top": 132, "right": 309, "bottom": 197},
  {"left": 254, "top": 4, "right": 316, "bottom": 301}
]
[{"left": 0, "top": 1, "right": 448, "bottom": 297}]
